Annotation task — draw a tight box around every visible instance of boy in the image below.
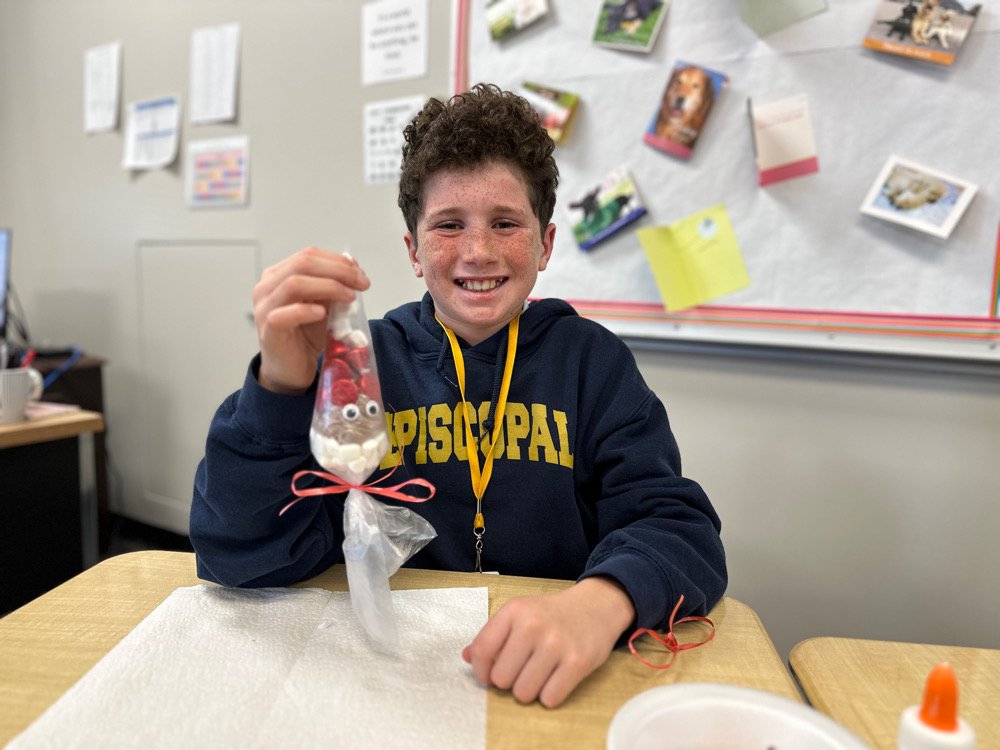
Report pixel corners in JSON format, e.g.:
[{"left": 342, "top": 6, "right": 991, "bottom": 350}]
[{"left": 190, "top": 84, "right": 726, "bottom": 708}]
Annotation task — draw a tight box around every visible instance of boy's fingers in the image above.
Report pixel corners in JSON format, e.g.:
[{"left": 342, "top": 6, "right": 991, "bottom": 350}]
[{"left": 465, "top": 612, "right": 513, "bottom": 686}]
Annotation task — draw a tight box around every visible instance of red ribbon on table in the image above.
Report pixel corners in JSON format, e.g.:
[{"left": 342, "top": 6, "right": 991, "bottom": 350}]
[
  {"left": 627, "top": 594, "right": 716, "bottom": 670},
  {"left": 280, "top": 462, "right": 435, "bottom": 517}
]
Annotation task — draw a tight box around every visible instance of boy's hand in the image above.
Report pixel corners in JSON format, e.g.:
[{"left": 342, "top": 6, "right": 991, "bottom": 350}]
[
  {"left": 462, "top": 576, "right": 635, "bottom": 708},
  {"left": 252, "top": 247, "right": 370, "bottom": 394}
]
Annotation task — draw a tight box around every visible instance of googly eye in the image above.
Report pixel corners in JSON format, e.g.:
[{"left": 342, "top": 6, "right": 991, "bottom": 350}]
[
  {"left": 341, "top": 404, "right": 360, "bottom": 421},
  {"left": 365, "top": 401, "right": 381, "bottom": 417}
]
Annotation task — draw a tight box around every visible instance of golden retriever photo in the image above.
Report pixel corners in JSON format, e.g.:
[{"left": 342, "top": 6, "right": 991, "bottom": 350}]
[{"left": 653, "top": 65, "right": 716, "bottom": 148}]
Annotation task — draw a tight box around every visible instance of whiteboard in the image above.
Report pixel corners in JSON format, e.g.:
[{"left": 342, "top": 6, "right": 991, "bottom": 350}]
[{"left": 465, "top": 0, "right": 1000, "bottom": 361}]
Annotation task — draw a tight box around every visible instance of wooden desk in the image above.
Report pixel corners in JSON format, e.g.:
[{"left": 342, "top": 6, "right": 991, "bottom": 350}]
[
  {"left": 0, "top": 408, "right": 103, "bottom": 449},
  {"left": 1, "top": 551, "right": 800, "bottom": 748},
  {"left": 791, "top": 636, "right": 1000, "bottom": 750},
  {"left": 0, "top": 409, "right": 105, "bottom": 614}
]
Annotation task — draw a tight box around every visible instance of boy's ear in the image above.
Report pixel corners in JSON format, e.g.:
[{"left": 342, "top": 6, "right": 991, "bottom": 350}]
[
  {"left": 404, "top": 232, "right": 423, "bottom": 277},
  {"left": 538, "top": 223, "right": 556, "bottom": 272}
]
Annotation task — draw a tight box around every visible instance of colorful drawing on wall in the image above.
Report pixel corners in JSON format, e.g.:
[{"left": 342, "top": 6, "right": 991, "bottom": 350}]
[
  {"left": 519, "top": 82, "right": 579, "bottom": 145},
  {"left": 643, "top": 61, "right": 728, "bottom": 160},
  {"left": 592, "top": 0, "right": 670, "bottom": 53},
  {"left": 862, "top": 0, "right": 982, "bottom": 66},
  {"left": 486, "top": 0, "right": 549, "bottom": 41},
  {"left": 568, "top": 166, "right": 647, "bottom": 251},
  {"left": 860, "top": 155, "right": 978, "bottom": 239},
  {"left": 187, "top": 136, "right": 249, "bottom": 208}
]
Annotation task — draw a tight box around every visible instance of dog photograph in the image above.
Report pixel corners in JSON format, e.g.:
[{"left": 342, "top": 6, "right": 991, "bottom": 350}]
[
  {"left": 592, "top": 0, "right": 670, "bottom": 53},
  {"left": 862, "top": 0, "right": 982, "bottom": 65},
  {"left": 643, "top": 61, "right": 728, "bottom": 160},
  {"left": 860, "top": 155, "right": 978, "bottom": 239},
  {"left": 568, "top": 167, "right": 648, "bottom": 251},
  {"left": 486, "top": 0, "right": 550, "bottom": 41}
]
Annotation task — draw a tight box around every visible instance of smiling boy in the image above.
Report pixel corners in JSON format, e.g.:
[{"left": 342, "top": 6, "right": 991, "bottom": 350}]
[{"left": 190, "top": 84, "right": 726, "bottom": 708}]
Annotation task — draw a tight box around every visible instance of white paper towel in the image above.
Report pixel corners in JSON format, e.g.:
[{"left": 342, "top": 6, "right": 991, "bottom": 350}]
[{"left": 7, "top": 585, "right": 488, "bottom": 750}]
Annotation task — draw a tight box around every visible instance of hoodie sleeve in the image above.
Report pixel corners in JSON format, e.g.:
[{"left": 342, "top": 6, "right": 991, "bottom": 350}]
[
  {"left": 576, "top": 340, "right": 727, "bottom": 631},
  {"left": 189, "top": 355, "right": 345, "bottom": 587}
]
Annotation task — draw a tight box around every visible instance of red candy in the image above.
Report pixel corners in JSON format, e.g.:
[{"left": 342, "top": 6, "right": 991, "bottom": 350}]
[
  {"left": 331, "top": 379, "right": 360, "bottom": 406},
  {"left": 346, "top": 348, "right": 369, "bottom": 374}
]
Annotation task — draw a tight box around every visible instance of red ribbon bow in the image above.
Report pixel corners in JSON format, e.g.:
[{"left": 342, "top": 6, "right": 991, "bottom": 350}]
[
  {"left": 627, "top": 594, "right": 716, "bottom": 670},
  {"left": 281, "top": 461, "right": 435, "bottom": 516}
]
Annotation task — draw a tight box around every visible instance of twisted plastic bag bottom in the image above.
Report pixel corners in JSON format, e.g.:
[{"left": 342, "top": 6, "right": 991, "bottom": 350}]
[{"left": 342, "top": 488, "right": 437, "bottom": 654}]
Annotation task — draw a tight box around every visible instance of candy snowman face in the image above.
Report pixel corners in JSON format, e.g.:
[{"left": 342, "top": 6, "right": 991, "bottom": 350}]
[{"left": 310, "top": 302, "right": 390, "bottom": 484}]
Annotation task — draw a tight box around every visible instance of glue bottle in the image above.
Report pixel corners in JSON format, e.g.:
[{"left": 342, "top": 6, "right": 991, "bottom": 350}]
[{"left": 898, "top": 662, "right": 976, "bottom": 749}]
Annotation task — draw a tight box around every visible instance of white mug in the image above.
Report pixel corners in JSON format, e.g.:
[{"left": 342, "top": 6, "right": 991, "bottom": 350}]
[{"left": 0, "top": 367, "right": 44, "bottom": 424}]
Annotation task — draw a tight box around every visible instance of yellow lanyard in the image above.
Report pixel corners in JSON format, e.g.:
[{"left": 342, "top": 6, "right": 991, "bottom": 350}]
[{"left": 437, "top": 313, "right": 520, "bottom": 572}]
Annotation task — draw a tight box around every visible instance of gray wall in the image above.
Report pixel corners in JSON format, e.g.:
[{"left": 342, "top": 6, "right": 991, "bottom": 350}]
[{"left": 1, "top": 0, "right": 997, "bottom": 661}]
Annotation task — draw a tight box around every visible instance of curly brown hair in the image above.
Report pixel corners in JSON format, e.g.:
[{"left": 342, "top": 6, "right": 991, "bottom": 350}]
[{"left": 398, "top": 83, "right": 559, "bottom": 238}]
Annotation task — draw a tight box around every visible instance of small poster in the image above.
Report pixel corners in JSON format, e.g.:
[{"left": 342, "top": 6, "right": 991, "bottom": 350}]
[
  {"left": 186, "top": 136, "right": 249, "bottom": 208},
  {"left": 364, "top": 95, "right": 425, "bottom": 185},
  {"left": 592, "top": 0, "right": 670, "bottom": 53},
  {"left": 189, "top": 22, "right": 241, "bottom": 124},
  {"left": 362, "top": 0, "right": 428, "bottom": 85},
  {"left": 568, "top": 167, "right": 647, "bottom": 251},
  {"left": 862, "top": 0, "right": 982, "bottom": 66},
  {"left": 122, "top": 95, "right": 181, "bottom": 170},
  {"left": 860, "top": 155, "right": 978, "bottom": 239},
  {"left": 643, "top": 61, "right": 728, "bottom": 160},
  {"left": 84, "top": 41, "right": 121, "bottom": 133}
]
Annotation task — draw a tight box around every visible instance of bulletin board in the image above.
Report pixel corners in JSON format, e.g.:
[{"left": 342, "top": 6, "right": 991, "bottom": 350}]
[{"left": 461, "top": 0, "right": 1000, "bottom": 362}]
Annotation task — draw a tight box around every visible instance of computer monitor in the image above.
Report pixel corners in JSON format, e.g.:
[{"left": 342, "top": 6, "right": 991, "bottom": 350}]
[{"left": 0, "top": 228, "right": 10, "bottom": 341}]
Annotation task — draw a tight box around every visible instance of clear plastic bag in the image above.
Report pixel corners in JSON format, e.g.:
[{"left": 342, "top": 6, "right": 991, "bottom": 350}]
[{"left": 310, "top": 285, "right": 436, "bottom": 652}]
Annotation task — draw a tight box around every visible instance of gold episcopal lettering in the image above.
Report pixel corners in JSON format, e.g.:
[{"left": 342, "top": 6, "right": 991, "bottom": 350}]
[
  {"left": 415, "top": 406, "right": 428, "bottom": 463},
  {"left": 452, "top": 403, "right": 469, "bottom": 460},
  {"left": 528, "top": 403, "right": 558, "bottom": 464},
  {"left": 552, "top": 409, "right": 575, "bottom": 468},
  {"left": 426, "top": 403, "right": 452, "bottom": 463},
  {"left": 394, "top": 410, "right": 418, "bottom": 453},
  {"left": 504, "top": 402, "right": 530, "bottom": 460},
  {"left": 383, "top": 401, "right": 574, "bottom": 469},
  {"left": 380, "top": 413, "right": 399, "bottom": 469}
]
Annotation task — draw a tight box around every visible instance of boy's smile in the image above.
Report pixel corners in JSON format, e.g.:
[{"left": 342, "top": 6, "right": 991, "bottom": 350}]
[{"left": 405, "top": 161, "right": 555, "bottom": 345}]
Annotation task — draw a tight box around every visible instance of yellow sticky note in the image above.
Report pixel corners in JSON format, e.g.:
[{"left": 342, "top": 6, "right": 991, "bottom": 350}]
[{"left": 637, "top": 204, "right": 751, "bottom": 312}]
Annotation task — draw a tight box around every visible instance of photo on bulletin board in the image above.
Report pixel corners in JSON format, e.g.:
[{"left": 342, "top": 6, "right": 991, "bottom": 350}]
[
  {"left": 862, "top": 0, "right": 982, "bottom": 66},
  {"left": 860, "top": 155, "right": 978, "bottom": 240},
  {"left": 568, "top": 166, "right": 648, "bottom": 251},
  {"left": 592, "top": 0, "right": 670, "bottom": 53},
  {"left": 643, "top": 61, "right": 728, "bottom": 160},
  {"left": 486, "top": 0, "right": 549, "bottom": 41},
  {"left": 519, "top": 82, "right": 579, "bottom": 145}
]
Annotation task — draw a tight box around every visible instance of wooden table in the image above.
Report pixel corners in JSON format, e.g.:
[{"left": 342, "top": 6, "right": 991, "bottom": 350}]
[
  {"left": 0, "top": 407, "right": 103, "bottom": 449},
  {"left": 0, "top": 408, "right": 105, "bottom": 614},
  {"left": 791, "top": 636, "right": 1000, "bottom": 750},
  {"left": 1, "top": 551, "right": 800, "bottom": 748}
]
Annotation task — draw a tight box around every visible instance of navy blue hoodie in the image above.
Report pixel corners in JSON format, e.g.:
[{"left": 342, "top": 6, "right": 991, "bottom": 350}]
[{"left": 190, "top": 294, "right": 727, "bottom": 629}]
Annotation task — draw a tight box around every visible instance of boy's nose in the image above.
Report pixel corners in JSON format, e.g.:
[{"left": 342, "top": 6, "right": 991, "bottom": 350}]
[{"left": 461, "top": 226, "right": 497, "bottom": 263}]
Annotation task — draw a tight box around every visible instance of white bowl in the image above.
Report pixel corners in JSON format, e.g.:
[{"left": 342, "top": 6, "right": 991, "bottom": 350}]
[{"left": 607, "top": 683, "right": 870, "bottom": 749}]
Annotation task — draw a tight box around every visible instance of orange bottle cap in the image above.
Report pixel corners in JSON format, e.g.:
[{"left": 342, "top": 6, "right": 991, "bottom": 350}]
[{"left": 918, "top": 662, "right": 959, "bottom": 732}]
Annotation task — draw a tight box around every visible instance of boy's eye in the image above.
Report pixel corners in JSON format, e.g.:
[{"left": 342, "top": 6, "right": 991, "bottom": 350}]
[{"left": 494, "top": 220, "right": 518, "bottom": 229}]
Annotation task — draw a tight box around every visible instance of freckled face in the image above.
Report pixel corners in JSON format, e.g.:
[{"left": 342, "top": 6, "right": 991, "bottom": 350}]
[{"left": 405, "top": 162, "right": 555, "bottom": 346}]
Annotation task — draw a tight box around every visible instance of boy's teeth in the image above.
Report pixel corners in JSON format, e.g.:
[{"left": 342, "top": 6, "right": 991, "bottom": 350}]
[{"left": 462, "top": 279, "right": 500, "bottom": 291}]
